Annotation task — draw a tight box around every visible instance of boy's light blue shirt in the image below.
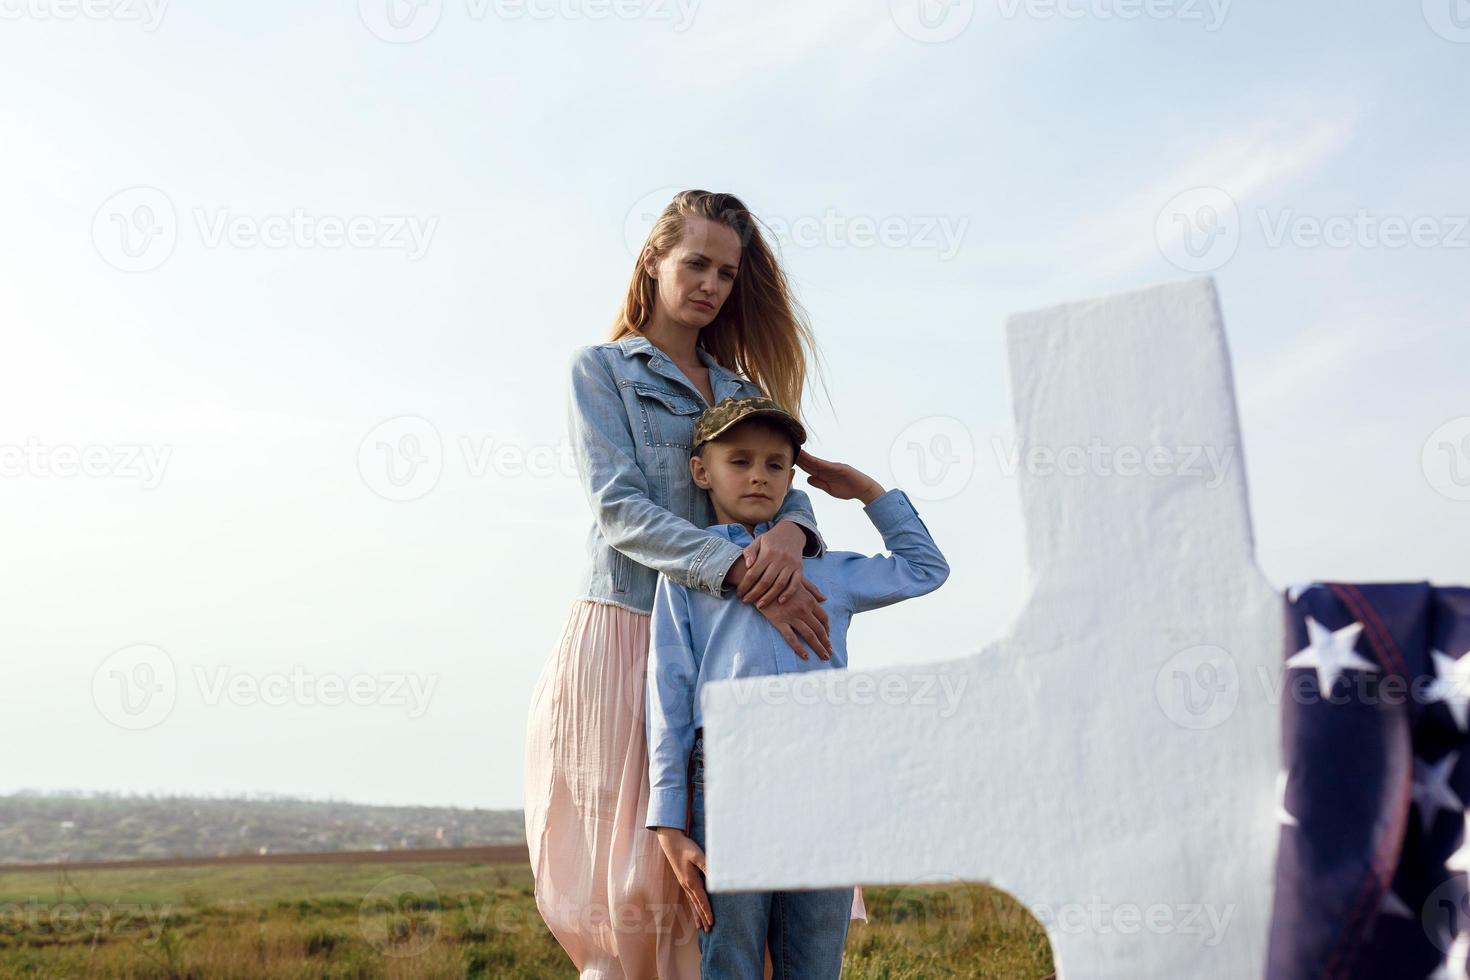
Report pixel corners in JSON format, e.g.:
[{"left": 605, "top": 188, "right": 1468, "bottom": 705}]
[{"left": 644, "top": 487, "right": 949, "bottom": 830}]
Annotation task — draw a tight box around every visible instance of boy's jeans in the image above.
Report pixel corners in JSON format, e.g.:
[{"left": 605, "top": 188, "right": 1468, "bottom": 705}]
[{"left": 688, "top": 731, "right": 853, "bottom": 980}]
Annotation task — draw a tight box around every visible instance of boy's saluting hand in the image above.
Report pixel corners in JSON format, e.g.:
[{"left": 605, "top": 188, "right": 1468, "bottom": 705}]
[
  {"left": 796, "top": 450, "right": 885, "bottom": 505},
  {"left": 654, "top": 827, "right": 714, "bottom": 932}
]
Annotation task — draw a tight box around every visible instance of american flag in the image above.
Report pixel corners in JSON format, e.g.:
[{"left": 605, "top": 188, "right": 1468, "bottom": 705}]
[{"left": 1268, "top": 582, "right": 1470, "bottom": 979}]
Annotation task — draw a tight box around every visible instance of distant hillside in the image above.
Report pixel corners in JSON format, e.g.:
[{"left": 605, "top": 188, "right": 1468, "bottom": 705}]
[{"left": 0, "top": 792, "right": 525, "bottom": 865}]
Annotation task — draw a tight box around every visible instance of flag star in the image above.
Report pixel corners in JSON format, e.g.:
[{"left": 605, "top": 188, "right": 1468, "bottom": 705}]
[
  {"left": 1380, "top": 888, "right": 1414, "bottom": 918},
  {"left": 1431, "top": 926, "right": 1470, "bottom": 980},
  {"left": 1276, "top": 768, "right": 1299, "bottom": 828},
  {"left": 1427, "top": 649, "right": 1470, "bottom": 733},
  {"left": 1284, "top": 616, "right": 1375, "bottom": 693},
  {"left": 1415, "top": 752, "right": 1466, "bottom": 835},
  {"left": 1375, "top": 887, "right": 1411, "bottom": 922},
  {"left": 1450, "top": 815, "right": 1470, "bottom": 873}
]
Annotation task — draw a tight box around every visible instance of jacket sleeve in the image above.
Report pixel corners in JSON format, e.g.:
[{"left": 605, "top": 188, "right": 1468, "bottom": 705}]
[
  {"left": 568, "top": 345, "right": 744, "bottom": 599},
  {"left": 772, "top": 486, "right": 826, "bottom": 558},
  {"left": 837, "top": 488, "right": 951, "bottom": 614},
  {"left": 646, "top": 576, "right": 697, "bottom": 830}
]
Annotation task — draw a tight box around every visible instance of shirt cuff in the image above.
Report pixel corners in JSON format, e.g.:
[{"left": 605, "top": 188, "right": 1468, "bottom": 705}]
[
  {"left": 693, "top": 537, "right": 745, "bottom": 598},
  {"left": 862, "top": 488, "right": 917, "bottom": 530},
  {"left": 647, "top": 788, "right": 689, "bottom": 830}
]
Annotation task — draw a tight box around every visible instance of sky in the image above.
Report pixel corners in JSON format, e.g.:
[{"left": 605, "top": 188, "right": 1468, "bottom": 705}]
[{"left": 1, "top": 0, "right": 1466, "bottom": 810}]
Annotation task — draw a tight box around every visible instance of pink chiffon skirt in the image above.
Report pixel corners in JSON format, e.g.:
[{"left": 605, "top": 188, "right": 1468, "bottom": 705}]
[{"left": 524, "top": 597, "right": 865, "bottom": 979}]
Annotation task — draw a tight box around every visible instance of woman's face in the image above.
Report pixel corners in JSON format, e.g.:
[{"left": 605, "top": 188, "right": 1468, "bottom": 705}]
[{"left": 643, "top": 215, "right": 742, "bottom": 329}]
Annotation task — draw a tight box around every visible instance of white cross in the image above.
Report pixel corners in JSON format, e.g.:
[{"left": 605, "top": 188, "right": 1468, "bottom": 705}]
[{"left": 702, "top": 277, "right": 1285, "bottom": 979}]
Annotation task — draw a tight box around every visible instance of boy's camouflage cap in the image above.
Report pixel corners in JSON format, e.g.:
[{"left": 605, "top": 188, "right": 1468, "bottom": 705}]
[{"left": 692, "top": 396, "right": 807, "bottom": 453}]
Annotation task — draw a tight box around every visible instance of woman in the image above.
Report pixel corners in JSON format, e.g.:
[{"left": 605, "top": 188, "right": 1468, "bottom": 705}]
[{"left": 524, "top": 189, "right": 865, "bottom": 979}]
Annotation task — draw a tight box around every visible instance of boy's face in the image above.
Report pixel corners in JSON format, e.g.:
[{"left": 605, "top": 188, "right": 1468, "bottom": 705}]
[{"left": 689, "top": 420, "right": 796, "bottom": 528}]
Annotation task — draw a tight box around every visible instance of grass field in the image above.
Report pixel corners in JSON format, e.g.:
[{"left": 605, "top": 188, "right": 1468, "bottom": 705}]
[{"left": 0, "top": 859, "right": 1054, "bottom": 978}]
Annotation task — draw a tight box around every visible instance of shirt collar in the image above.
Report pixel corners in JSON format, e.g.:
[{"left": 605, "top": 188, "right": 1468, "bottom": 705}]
[
  {"left": 617, "top": 333, "right": 718, "bottom": 367},
  {"left": 707, "top": 518, "right": 775, "bottom": 547},
  {"left": 615, "top": 333, "right": 738, "bottom": 402}
]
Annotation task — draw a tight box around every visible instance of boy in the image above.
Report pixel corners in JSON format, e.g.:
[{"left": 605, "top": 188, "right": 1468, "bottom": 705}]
[{"left": 644, "top": 395, "right": 950, "bottom": 980}]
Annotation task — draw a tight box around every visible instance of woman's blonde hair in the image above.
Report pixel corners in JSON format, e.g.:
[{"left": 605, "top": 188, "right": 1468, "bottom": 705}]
[{"left": 608, "top": 189, "right": 825, "bottom": 422}]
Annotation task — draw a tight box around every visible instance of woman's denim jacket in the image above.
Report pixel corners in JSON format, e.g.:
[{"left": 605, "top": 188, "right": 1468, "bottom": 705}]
[{"left": 567, "top": 333, "right": 827, "bottom": 615}]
